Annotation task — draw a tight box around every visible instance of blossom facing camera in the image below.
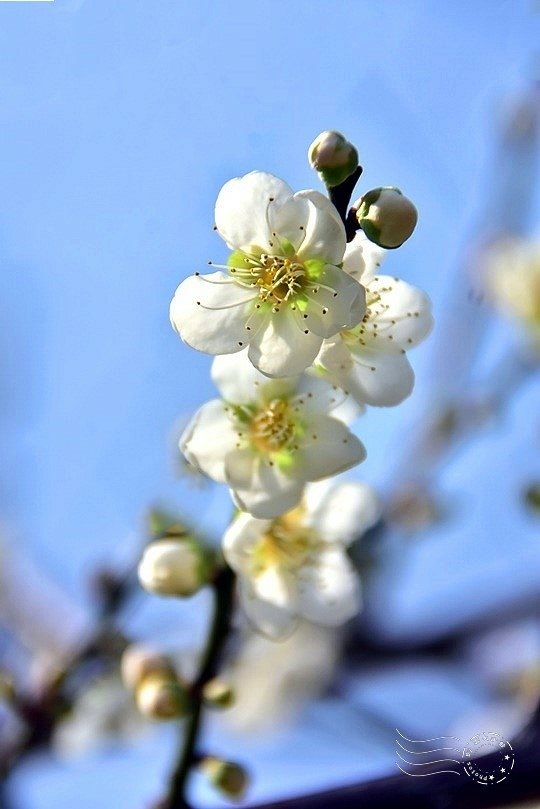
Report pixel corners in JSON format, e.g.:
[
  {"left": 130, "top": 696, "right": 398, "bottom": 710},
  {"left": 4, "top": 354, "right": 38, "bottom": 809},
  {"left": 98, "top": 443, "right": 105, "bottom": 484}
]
[
  {"left": 170, "top": 171, "right": 366, "bottom": 378},
  {"left": 180, "top": 352, "right": 366, "bottom": 519},
  {"left": 315, "top": 232, "right": 433, "bottom": 407},
  {"left": 222, "top": 480, "right": 380, "bottom": 639},
  {"left": 308, "top": 130, "right": 359, "bottom": 187},
  {"left": 355, "top": 187, "right": 418, "bottom": 249},
  {"left": 200, "top": 757, "right": 249, "bottom": 799},
  {"left": 138, "top": 537, "right": 211, "bottom": 597},
  {"left": 135, "top": 674, "right": 192, "bottom": 721}
]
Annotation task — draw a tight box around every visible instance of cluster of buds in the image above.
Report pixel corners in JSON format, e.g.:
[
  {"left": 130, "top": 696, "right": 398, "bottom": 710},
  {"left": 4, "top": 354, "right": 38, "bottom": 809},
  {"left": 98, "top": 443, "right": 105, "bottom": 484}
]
[
  {"left": 309, "top": 130, "right": 418, "bottom": 248},
  {"left": 122, "top": 644, "right": 242, "bottom": 798},
  {"left": 121, "top": 645, "right": 192, "bottom": 721}
]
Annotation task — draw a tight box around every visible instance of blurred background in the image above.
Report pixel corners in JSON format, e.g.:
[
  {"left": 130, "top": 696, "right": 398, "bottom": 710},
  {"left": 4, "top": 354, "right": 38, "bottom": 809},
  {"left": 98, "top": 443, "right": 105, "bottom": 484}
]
[{"left": 1, "top": 1, "right": 540, "bottom": 807}]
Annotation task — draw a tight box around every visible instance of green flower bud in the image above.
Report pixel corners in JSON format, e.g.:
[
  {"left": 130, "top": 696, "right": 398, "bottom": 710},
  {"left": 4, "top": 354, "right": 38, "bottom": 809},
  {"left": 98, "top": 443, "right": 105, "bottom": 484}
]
[
  {"left": 138, "top": 536, "right": 212, "bottom": 597},
  {"left": 308, "top": 130, "right": 359, "bottom": 188},
  {"left": 203, "top": 677, "right": 235, "bottom": 709},
  {"left": 200, "top": 757, "right": 249, "bottom": 800},
  {"left": 355, "top": 187, "right": 418, "bottom": 249},
  {"left": 135, "top": 673, "right": 192, "bottom": 720}
]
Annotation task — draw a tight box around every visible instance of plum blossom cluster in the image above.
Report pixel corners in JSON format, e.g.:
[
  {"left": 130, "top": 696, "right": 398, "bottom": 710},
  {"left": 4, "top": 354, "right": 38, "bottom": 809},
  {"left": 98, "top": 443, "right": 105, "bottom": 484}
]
[{"left": 140, "top": 133, "right": 433, "bottom": 642}]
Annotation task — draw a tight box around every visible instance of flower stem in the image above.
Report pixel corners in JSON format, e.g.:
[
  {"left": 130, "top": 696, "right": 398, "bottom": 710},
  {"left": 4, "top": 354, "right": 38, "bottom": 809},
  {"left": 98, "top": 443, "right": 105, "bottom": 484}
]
[
  {"left": 162, "top": 564, "right": 236, "bottom": 809},
  {"left": 327, "top": 165, "right": 362, "bottom": 238}
]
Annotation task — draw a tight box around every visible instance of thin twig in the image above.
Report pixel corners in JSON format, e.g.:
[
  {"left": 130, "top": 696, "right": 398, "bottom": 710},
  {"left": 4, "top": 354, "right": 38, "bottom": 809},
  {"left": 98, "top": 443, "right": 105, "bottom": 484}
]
[{"left": 161, "top": 565, "right": 236, "bottom": 809}]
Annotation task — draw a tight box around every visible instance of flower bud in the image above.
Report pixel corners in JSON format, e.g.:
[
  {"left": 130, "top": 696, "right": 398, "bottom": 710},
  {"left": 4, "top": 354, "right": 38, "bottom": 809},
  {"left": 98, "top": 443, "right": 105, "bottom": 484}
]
[
  {"left": 203, "top": 677, "right": 235, "bottom": 709},
  {"left": 138, "top": 536, "right": 211, "bottom": 597},
  {"left": 308, "top": 130, "right": 359, "bottom": 188},
  {"left": 121, "top": 644, "right": 175, "bottom": 691},
  {"left": 200, "top": 757, "right": 249, "bottom": 799},
  {"left": 135, "top": 674, "right": 192, "bottom": 720},
  {"left": 354, "top": 187, "right": 417, "bottom": 249}
]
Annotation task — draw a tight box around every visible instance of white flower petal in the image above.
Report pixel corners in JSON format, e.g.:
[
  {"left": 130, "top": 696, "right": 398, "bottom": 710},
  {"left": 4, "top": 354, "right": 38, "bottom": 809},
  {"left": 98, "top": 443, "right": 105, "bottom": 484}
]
[
  {"left": 295, "top": 415, "right": 366, "bottom": 480},
  {"left": 297, "top": 549, "right": 360, "bottom": 625},
  {"left": 267, "top": 194, "right": 311, "bottom": 254},
  {"left": 297, "top": 374, "right": 362, "bottom": 425},
  {"left": 179, "top": 400, "right": 237, "bottom": 483},
  {"left": 305, "top": 481, "right": 381, "bottom": 545},
  {"left": 314, "top": 336, "right": 353, "bottom": 374},
  {"left": 222, "top": 513, "right": 270, "bottom": 575},
  {"left": 248, "top": 308, "right": 322, "bottom": 377},
  {"left": 303, "top": 265, "right": 365, "bottom": 337},
  {"left": 224, "top": 448, "right": 259, "bottom": 490},
  {"left": 343, "top": 231, "right": 386, "bottom": 284},
  {"left": 230, "top": 460, "right": 305, "bottom": 519},
  {"left": 240, "top": 582, "right": 297, "bottom": 640},
  {"left": 215, "top": 171, "right": 293, "bottom": 253},
  {"left": 342, "top": 344, "right": 415, "bottom": 407},
  {"left": 298, "top": 190, "right": 345, "bottom": 233},
  {"left": 295, "top": 191, "right": 346, "bottom": 265},
  {"left": 365, "top": 275, "right": 433, "bottom": 348},
  {"left": 211, "top": 351, "right": 298, "bottom": 403},
  {"left": 252, "top": 566, "right": 296, "bottom": 610},
  {"left": 170, "top": 272, "right": 260, "bottom": 355}
]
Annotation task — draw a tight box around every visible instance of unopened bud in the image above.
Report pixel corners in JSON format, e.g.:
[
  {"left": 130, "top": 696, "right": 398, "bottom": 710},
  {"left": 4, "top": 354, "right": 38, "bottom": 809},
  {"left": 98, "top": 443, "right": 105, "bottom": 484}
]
[
  {"left": 200, "top": 757, "right": 249, "bottom": 800},
  {"left": 203, "top": 677, "right": 235, "bottom": 709},
  {"left": 355, "top": 187, "right": 417, "bottom": 249},
  {"left": 136, "top": 674, "right": 192, "bottom": 720},
  {"left": 308, "top": 130, "right": 358, "bottom": 188},
  {"left": 138, "top": 537, "right": 212, "bottom": 597},
  {"left": 121, "top": 644, "right": 175, "bottom": 691}
]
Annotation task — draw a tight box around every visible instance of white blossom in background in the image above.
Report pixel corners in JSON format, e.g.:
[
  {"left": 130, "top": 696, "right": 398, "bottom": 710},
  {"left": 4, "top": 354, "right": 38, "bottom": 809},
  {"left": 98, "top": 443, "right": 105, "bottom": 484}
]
[
  {"left": 170, "top": 171, "right": 366, "bottom": 377},
  {"left": 487, "top": 238, "right": 540, "bottom": 341},
  {"left": 223, "top": 620, "right": 341, "bottom": 732},
  {"left": 315, "top": 232, "right": 433, "bottom": 406},
  {"left": 180, "top": 353, "right": 366, "bottom": 519},
  {"left": 222, "top": 479, "right": 380, "bottom": 638}
]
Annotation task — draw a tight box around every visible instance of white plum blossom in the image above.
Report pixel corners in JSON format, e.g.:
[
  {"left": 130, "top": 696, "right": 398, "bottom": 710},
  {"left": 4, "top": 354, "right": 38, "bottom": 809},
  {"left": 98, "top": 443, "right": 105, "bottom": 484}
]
[
  {"left": 170, "top": 171, "right": 366, "bottom": 377},
  {"left": 487, "top": 237, "right": 540, "bottom": 339},
  {"left": 315, "top": 232, "right": 433, "bottom": 406},
  {"left": 224, "top": 620, "right": 340, "bottom": 732},
  {"left": 222, "top": 479, "right": 380, "bottom": 639},
  {"left": 180, "top": 353, "right": 366, "bottom": 519}
]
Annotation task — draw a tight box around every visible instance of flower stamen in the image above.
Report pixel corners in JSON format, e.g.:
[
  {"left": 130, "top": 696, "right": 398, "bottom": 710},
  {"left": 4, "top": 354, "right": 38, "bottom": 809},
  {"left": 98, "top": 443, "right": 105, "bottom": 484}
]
[{"left": 249, "top": 399, "right": 296, "bottom": 453}]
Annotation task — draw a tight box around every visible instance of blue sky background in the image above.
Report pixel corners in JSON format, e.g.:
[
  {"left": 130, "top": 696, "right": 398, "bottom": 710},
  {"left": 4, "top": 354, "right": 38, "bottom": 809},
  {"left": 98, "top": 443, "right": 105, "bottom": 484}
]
[{"left": 1, "top": 1, "right": 540, "bottom": 807}]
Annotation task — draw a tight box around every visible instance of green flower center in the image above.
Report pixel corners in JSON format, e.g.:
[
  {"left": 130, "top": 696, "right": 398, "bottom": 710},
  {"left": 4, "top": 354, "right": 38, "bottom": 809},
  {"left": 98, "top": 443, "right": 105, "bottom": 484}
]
[{"left": 227, "top": 247, "right": 327, "bottom": 312}]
